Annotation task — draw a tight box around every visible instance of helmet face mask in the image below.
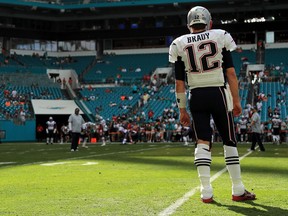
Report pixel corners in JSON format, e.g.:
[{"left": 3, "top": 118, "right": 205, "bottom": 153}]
[{"left": 187, "top": 6, "right": 212, "bottom": 31}]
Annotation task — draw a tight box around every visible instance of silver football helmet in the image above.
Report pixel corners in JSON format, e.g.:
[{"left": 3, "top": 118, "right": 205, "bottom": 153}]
[{"left": 187, "top": 6, "right": 212, "bottom": 30}]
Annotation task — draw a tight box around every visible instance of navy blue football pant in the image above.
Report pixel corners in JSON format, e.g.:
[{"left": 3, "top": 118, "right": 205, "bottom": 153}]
[{"left": 189, "top": 86, "right": 237, "bottom": 147}]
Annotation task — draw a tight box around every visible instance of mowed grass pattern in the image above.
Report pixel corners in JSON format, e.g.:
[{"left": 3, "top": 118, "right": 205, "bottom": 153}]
[{"left": 0, "top": 142, "right": 287, "bottom": 216}]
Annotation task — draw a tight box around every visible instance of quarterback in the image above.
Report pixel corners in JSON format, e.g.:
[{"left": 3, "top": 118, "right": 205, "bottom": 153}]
[{"left": 169, "top": 6, "right": 256, "bottom": 203}]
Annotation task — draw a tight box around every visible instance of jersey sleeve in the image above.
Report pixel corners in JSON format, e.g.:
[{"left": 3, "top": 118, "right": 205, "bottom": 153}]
[
  {"left": 168, "top": 39, "right": 178, "bottom": 63},
  {"left": 223, "top": 31, "right": 237, "bottom": 52}
]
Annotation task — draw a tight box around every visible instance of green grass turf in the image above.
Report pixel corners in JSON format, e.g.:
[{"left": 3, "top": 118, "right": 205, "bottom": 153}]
[{"left": 0, "top": 142, "right": 287, "bottom": 216}]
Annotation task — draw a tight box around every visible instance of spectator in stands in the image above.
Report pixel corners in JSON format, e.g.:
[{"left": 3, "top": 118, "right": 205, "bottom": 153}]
[
  {"left": 3, "top": 89, "right": 9, "bottom": 97},
  {"left": 109, "top": 102, "right": 117, "bottom": 107},
  {"left": 105, "top": 88, "right": 112, "bottom": 93},
  {"left": 62, "top": 77, "right": 66, "bottom": 88},
  {"left": 148, "top": 110, "right": 154, "bottom": 120},
  {"left": 135, "top": 67, "right": 141, "bottom": 73},
  {"left": 120, "top": 95, "right": 126, "bottom": 101},
  {"left": 171, "top": 101, "right": 177, "bottom": 109},
  {"left": 68, "top": 77, "right": 73, "bottom": 86},
  {"left": 273, "top": 107, "right": 281, "bottom": 116},
  {"left": 256, "top": 100, "right": 262, "bottom": 113},
  {"left": 169, "top": 86, "right": 175, "bottom": 93},
  {"left": 5, "top": 100, "right": 11, "bottom": 107},
  {"left": 131, "top": 84, "right": 138, "bottom": 94},
  {"left": 19, "top": 108, "right": 26, "bottom": 125},
  {"left": 11, "top": 89, "right": 17, "bottom": 99},
  {"left": 4, "top": 57, "right": 9, "bottom": 65},
  {"left": 258, "top": 92, "right": 267, "bottom": 101},
  {"left": 142, "top": 92, "right": 150, "bottom": 105}
]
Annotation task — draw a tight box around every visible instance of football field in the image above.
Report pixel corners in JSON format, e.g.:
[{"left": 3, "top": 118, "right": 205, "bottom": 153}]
[{"left": 0, "top": 142, "right": 287, "bottom": 216}]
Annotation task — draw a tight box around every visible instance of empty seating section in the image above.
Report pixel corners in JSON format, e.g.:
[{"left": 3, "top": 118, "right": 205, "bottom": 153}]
[
  {"left": 61, "top": 56, "right": 95, "bottom": 74},
  {"left": 265, "top": 48, "right": 288, "bottom": 66},
  {"left": 83, "top": 53, "right": 168, "bottom": 83},
  {"left": 0, "top": 73, "right": 60, "bottom": 88}
]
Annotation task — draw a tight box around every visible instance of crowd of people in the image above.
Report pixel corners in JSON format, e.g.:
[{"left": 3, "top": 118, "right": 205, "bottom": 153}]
[{"left": 36, "top": 104, "right": 287, "bottom": 150}]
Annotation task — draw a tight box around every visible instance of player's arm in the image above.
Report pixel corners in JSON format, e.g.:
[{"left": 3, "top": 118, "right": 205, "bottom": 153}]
[
  {"left": 226, "top": 67, "right": 241, "bottom": 116},
  {"left": 222, "top": 48, "right": 242, "bottom": 116},
  {"left": 174, "top": 56, "right": 191, "bottom": 126}
]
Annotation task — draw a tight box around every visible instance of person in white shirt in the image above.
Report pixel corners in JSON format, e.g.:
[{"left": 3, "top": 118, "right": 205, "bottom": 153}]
[
  {"left": 250, "top": 107, "right": 265, "bottom": 151},
  {"left": 68, "top": 108, "right": 85, "bottom": 151}
]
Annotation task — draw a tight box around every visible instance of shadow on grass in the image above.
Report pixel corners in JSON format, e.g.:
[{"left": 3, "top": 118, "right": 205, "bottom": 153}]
[
  {"left": 0, "top": 143, "right": 287, "bottom": 178},
  {"left": 212, "top": 200, "right": 288, "bottom": 216}
]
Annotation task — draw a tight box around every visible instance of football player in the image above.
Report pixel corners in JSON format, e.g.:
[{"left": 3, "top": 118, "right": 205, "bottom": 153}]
[
  {"left": 238, "top": 115, "right": 248, "bottom": 143},
  {"left": 169, "top": 6, "right": 255, "bottom": 202},
  {"left": 272, "top": 114, "right": 282, "bottom": 145},
  {"left": 46, "top": 116, "right": 56, "bottom": 145}
]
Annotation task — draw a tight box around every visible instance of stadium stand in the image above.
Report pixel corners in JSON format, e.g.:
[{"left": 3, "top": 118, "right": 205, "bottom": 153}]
[{"left": 83, "top": 53, "right": 168, "bottom": 84}]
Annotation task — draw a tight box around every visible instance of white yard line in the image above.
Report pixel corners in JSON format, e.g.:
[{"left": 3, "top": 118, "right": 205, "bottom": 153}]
[
  {"left": 19, "top": 145, "right": 172, "bottom": 166},
  {"left": 158, "top": 147, "right": 258, "bottom": 216}
]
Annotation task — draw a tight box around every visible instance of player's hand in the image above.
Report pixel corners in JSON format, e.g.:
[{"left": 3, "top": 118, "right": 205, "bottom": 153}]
[
  {"left": 179, "top": 109, "right": 191, "bottom": 126},
  {"left": 233, "top": 101, "right": 242, "bottom": 117}
]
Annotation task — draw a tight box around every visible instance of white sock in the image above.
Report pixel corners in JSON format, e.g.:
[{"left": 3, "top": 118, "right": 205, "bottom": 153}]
[
  {"left": 224, "top": 145, "right": 245, "bottom": 196},
  {"left": 194, "top": 144, "right": 213, "bottom": 199}
]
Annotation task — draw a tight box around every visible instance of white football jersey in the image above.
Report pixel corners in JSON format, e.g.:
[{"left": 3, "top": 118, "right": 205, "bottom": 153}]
[
  {"left": 46, "top": 120, "right": 56, "bottom": 130},
  {"left": 169, "top": 29, "right": 237, "bottom": 89},
  {"left": 239, "top": 118, "right": 248, "bottom": 129},
  {"left": 272, "top": 118, "right": 281, "bottom": 128}
]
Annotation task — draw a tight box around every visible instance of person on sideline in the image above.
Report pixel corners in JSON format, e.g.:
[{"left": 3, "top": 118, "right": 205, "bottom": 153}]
[
  {"left": 250, "top": 107, "right": 265, "bottom": 151},
  {"left": 169, "top": 6, "right": 256, "bottom": 203},
  {"left": 46, "top": 116, "right": 56, "bottom": 145},
  {"left": 68, "top": 108, "right": 85, "bottom": 151}
]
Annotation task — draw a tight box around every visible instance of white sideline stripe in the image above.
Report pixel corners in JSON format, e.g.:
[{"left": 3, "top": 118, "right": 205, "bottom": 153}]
[
  {"left": 41, "top": 162, "right": 69, "bottom": 166},
  {"left": 0, "top": 162, "right": 16, "bottom": 165},
  {"left": 22, "top": 145, "right": 172, "bottom": 166},
  {"left": 158, "top": 147, "right": 257, "bottom": 216}
]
